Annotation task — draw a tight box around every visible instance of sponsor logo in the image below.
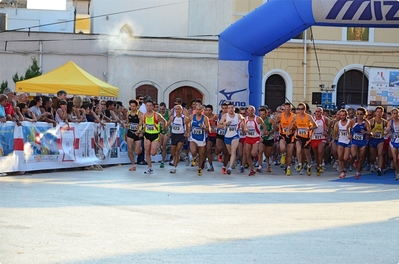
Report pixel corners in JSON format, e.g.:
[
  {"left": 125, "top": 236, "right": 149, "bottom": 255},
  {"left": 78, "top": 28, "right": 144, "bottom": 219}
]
[
  {"left": 218, "top": 88, "right": 248, "bottom": 107},
  {"left": 326, "top": 0, "right": 399, "bottom": 21}
]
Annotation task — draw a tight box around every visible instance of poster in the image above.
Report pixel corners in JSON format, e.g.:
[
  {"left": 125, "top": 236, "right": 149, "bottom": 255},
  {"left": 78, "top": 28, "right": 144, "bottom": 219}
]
[{"left": 368, "top": 67, "right": 399, "bottom": 107}]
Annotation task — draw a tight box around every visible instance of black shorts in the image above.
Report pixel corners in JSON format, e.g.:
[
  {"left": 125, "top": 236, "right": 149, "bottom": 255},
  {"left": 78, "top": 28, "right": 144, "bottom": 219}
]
[
  {"left": 296, "top": 136, "right": 311, "bottom": 149},
  {"left": 170, "top": 133, "right": 186, "bottom": 145},
  {"left": 216, "top": 134, "right": 225, "bottom": 141},
  {"left": 262, "top": 138, "right": 274, "bottom": 147},
  {"left": 207, "top": 136, "right": 216, "bottom": 144},
  {"left": 144, "top": 132, "right": 160, "bottom": 142},
  {"left": 280, "top": 134, "right": 294, "bottom": 144},
  {"left": 127, "top": 130, "right": 141, "bottom": 141}
]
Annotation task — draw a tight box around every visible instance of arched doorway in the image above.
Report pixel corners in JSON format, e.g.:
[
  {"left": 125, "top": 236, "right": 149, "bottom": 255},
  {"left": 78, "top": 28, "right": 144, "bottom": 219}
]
[
  {"left": 136, "top": 85, "right": 158, "bottom": 103},
  {"left": 169, "top": 86, "right": 203, "bottom": 109},
  {"left": 336, "top": 70, "right": 369, "bottom": 106},
  {"left": 265, "top": 74, "right": 286, "bottom": 112}
]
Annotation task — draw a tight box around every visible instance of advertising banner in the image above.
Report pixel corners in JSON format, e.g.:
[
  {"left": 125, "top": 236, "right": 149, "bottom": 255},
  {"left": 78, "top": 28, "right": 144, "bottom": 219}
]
[
  {"left": 368, "top": 68, "right": 399, "bottom": 108},
  {"left": 0, "top": 122, "right": 18, "bottom": 172},
  {"left": 217, "top": 60, "right": 249, "bottom": 110}
]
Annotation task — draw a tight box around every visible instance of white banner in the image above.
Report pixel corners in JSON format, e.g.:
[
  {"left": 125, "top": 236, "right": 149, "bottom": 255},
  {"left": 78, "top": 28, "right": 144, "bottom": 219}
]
[
  {"left": 217, "top": 60, "right": 249, "bottom": 109},
  {"left": 368, "top": 68, "right": 399, "bottom": 107}
]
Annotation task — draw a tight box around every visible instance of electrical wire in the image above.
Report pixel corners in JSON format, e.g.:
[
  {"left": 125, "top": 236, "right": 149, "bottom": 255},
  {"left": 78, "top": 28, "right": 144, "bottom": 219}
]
[{"left": 309, "top": 27, "right": 322, "bottom": 82}]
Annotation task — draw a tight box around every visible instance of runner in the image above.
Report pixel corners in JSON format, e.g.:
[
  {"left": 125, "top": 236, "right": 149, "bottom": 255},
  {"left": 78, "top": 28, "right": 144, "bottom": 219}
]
[
  {"left": 237, "top": 107, "right": 247, "bottom": 173},
  {"left": 167, "top": 105, "right": 190, "bottom": 173},
  {"left": 244, "top": 106, "right": 264, "bottom": 176},
  {"left": 189, "top": 102, "right": 210, "bottom": 176},
  {"left": 347, "top": 107, "right": 371, "bottom": 180},
  {"left": 334, "top": 109, "right": 351, "bottom": 179},
  {"left": 258, "top": 107, "right": 275, "bottom": 173},
  {"left": 215, "top": 102, "right": 230, "bottom": 174},
  {"left": 158, "top": 102, "right": 170, "bottom": 168},
  {"left": 126, "top": 99, "right": 142, "bottom": 171},
  {"left": 368, "top": 106, "right": 387, "bottom": 176},
  {"left": 205, "top": 104, "right": 217, "bottom": 171},
  {"left": 290, "top": 102, "right": 318, "bottom": 176},
  {"left": 275, "top": 102, "right": 295, "bottom": 176},
  {"left": 385, "top": 108, "right": 399, "bottom": 181},
  {"left": 311, "top": 107, "right": 330, "bottom": 176},
  {"left": 218, "top": 102, "right": 247, "bottom": 175},
  {"left": 139, "top": 100, "right": 167, "bottom": 175}
]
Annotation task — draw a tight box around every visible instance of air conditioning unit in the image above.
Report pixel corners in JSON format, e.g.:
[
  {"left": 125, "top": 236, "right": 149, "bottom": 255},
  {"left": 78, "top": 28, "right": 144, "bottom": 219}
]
[{"left": 0, "top": 13, "right": 7, "bottom": 32}]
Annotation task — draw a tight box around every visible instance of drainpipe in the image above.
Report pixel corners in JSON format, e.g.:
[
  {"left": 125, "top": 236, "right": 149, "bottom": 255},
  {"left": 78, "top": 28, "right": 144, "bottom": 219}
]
[
  {"left": 39, "top": 41, "right": 43, "bottom": 69},
  {"left": 303, "top": 29, "right": 307, "bottom": 102}
]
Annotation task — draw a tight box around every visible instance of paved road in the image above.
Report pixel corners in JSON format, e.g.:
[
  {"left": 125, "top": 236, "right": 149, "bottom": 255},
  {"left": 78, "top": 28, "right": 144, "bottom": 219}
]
[{"left": 1, "top": 163, "right": 399, "bottom": 264}]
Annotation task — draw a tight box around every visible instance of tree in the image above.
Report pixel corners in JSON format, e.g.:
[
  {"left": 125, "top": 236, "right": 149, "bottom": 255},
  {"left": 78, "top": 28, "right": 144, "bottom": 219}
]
[
  {"left": 13, "top": 58, "right": 42, "bottom": 83},
  {"left": 0, "top": 80, "right": 8, "bottom": 94}
]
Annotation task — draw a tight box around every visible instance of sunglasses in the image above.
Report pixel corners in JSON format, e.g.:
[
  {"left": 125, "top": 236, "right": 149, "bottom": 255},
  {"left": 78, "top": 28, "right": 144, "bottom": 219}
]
[{"left": 297, "top": 108, "right": 305, "bottom": 110}]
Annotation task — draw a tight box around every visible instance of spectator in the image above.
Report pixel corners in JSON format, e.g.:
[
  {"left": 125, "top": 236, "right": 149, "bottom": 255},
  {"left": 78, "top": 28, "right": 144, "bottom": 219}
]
[
  {"left": 30, "top": 96, "right": 52, "bottom": 122},
  {"left": 17, "top": 103, "right": 37, "bottom": 122},
  {"left": 0, "top": 94, "right": 7, "bottom": 122},
  {"left": 55, "top": 100, "right": 69, "bottom": 126}
]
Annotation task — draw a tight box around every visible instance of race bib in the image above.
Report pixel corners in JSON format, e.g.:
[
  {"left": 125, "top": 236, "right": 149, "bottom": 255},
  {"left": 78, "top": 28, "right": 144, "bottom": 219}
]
[
  {"left": 172, "top": 125, "right": 181, "bottom": 131},
  {"left": 146, "top": 124, "right": 155, "bottom": 131},
  {"left": 192, "top": 128, "right": 203, "bottom": 135},
  {"left": 298, "top": 128, "right": 307, "bottom": 136},
  {"left": 282, "top": 127, "right": 288, "bottom": 133},
  {"left": 130, "top": 123, "right": 139, "bottom": 131},
  {"left": 239, "top": 130, "right": 246, "bottom": 137},
  {"left": 312, "top": 133, "right": 323, "bottom": 140},
  {"left": 247, "top": 129, "right": 256, "bottom": 136},
  {"left": 373, "top": 132, "right": 382, "bottom": 139},
  {"left": 339, "top": 130, "right": 347, "bottom": 137},
  {"left": 353, "top": 133, "right": 363, "bottom": 141},
  {"left": 228, "top": 126, "right": 237, "bottom": 132},
  {"left": 218, "top": 129, "right": 225, "bottom": 136}
]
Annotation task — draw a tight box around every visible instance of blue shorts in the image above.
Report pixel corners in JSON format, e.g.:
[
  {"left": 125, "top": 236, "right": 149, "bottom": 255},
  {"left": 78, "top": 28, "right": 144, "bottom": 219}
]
[
  {"left": 351, "top": 140, "right": 368, "bottom": 148},
  {"left": 224, "top": 135, "right": 239, "bottom": 145},
  {"left": 337, "top": 142, "right": 350, "bottom": 148},
  {"left": 368, "top": 138, "right": 384, "bottom": 148}
]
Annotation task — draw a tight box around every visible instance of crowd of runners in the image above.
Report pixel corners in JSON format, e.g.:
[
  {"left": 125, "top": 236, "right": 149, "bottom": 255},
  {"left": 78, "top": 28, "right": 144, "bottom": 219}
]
[
  {"left": 2, "top": 86, "right": 399, "bottom": 180},
  {"left": 125, "top": 96, "right": 399, "bottom": 181}
]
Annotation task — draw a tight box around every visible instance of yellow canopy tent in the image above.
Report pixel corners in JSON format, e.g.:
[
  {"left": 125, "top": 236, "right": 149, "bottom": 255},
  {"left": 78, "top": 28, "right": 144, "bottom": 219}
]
[{"left": 16, "top": 61, "right": 119, "bottom": 99}]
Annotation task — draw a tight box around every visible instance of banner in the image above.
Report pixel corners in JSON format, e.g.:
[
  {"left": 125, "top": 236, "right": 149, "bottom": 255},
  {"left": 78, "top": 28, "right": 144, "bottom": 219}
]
[
  {"left": 0, "top": 122, "right": 19, "bottom": 172},
  {"left": 217, "top": 60, "right": 250, "bottom": 110},
  {"left": 368, "top": 67, "right": 399, "bottom": 107}
]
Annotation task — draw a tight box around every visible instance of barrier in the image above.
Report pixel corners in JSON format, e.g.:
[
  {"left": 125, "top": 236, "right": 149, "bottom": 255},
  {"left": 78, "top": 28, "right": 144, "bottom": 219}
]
[{"left": 1, "top": 122, "right": 132, "bottom": 173}]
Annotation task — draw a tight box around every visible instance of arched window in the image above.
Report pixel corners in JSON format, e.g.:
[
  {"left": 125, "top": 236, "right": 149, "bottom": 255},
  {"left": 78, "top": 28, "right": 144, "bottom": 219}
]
[
  {"left": 169, "top": 86, "right": 203, "bottom": 110},
  {"left": 265, "top": 74, "right": 286, "bottom": 111},
  {"left": 120, "top": 24, "right": 134, "bottom": 37},
  {"left": 336, "top": 70, "right": 369, "bottom": 105},
  {"left": 136, "top": 85, "right": 158, "bottom": 103}
]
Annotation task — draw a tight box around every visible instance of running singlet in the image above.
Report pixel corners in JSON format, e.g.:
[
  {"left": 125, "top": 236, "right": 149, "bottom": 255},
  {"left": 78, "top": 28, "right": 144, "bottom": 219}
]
[
  {"left": 296, "top": 114, "right": 312, "bottom": 138},
  {"left": 370, "top": 118, "right": 385, "bottom": 139},
  {"left": 390, "top": 119, "right": 399, "bottom": 148},
  {"left": 190, "top": 115, "right": 206, "bottom": 142},
  {"left": 312, "top": 117, "right": 326, "bottom": 140},
  {"left": 225, "top": 113, "right": 239, "bottom": 138},
  {"left": 338, "top": 120, "right": 350, "bottom": 145},
  {"left": 261, "top": 116, "right": 274, "bottom": 141},
  {"left": 144, "top": 114, "right": 160, "bottom": 134},
  {"left": 128, "top": 110, "right": 140, "bottom": 132},
  {"left": 351, "top": 118, "right": 367, "bottom": 143},
  {"left": 245, "top": 116, "right": 261, "bottom": 138},
  {"left": 207, "top": 116, "right": 217, "bottom": 137},
  {"left": 217, "top": 112, "right": 225, "bottom": 136},
  {"left": 171, "top": 115, "right": 185, "bottom": 134},
  {"left": 279, "top": 113, "right": 294, "bottom": 136}
]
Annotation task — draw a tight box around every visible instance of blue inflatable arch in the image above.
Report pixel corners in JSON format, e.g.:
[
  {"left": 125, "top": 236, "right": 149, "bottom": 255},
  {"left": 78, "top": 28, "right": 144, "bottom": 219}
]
[{"left": 219, "top": 0, "right": 399, "bottom": 109}]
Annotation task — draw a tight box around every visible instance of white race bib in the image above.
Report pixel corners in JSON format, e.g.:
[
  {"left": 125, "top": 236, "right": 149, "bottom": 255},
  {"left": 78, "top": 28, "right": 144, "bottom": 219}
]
[
  {"left": 298, "top": 128, "right": 307, "bottom": 136},
  {"left": 353, "top": 133, "right": 363, "bottom": 141},
  {"left": 192, "top": 128, "right": 203, "bottom": 135}
]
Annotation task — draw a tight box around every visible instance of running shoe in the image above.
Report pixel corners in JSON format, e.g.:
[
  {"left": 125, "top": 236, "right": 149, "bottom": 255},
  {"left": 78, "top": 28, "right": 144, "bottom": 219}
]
[
  {"left": 248, "top": 170, "right": 256, "bottom": 176},
  {"left": 355, "top": 172, "right": 361, "bottom": 180},
  {"left": 169, "top": 162, "right": 174, "bottom": 166},
  {"left": 256, "top": 166, "right": 262, "bottom": 173},
  {"left": 320, "top": 166, "right": 324, "bottom": 173},
  {"left": 316, "top": 167, "right": 320, "bottom": 176},
  {"left": 218, "top": 154, "right": 223, "bottom": 162},
  {"left": 222, "top": 167, "right": 227, "bottom": 174},
  {"left": 307, "top": 166, "right": 312, "bottom": 176},
  {"left": 339, "top": 171, "right": 346, "bottom": 178},
  {"left": 370, "top": 165, "right": 375, "bottom": 172},
  {"left": 353, "top": 159, "right": 358, "bottom": 169},
  {"left": 197, "top": 168, "right": 202, "bottom": 176},
  {"left": 296, "top": 164, "right": 302, "bottom": 173},
  {"left": 227, "top": 168, "right": 232, "bottom": 175},
  {"left": 185, "top": 157, "right": 190, "bottom": 166},
  {"left": 286, "top": 167, "right": 291, "bottom": 176},
  {"left": 332, "top": 161, "right": 338, "bottom": 170},
  {"left": 348, "top": 165, "right": 353, "bottom": 172},
  {"left": 239, "top": 166, "right": 245, "bottom": 173},
  {"left": 377, "top": 168, "right": 382, "bottom": 176},
  {"left": 160, "top": 162, "right": 165, "bottom": 168},
  {"left": 207, "top": 166, "right": 214, "bottom": 172},
  {"left": 144, "top": 168, "right": 154, "bottom": 174},
  {"left": 267, "top": 166, "right": 271, "bottom": 173},
  {"left": 280, "top": 153, "right": 286, "bottom": 165},
  {"left": 170, "top": 168, "right": 176, "bottom": 174},
  {"left": 191, "top": 156, "right": 197, "bottom": 167}
]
